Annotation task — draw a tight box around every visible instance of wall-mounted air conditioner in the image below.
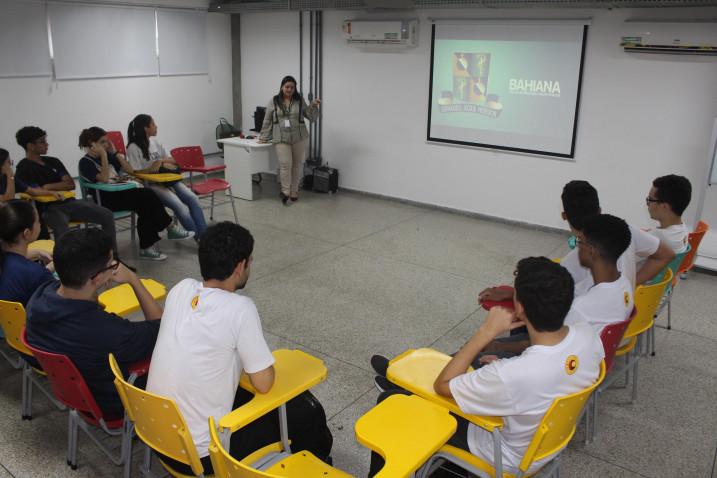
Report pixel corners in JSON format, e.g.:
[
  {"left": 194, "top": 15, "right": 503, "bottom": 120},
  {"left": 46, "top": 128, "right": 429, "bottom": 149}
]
[
  {"left": 342, "top": 20, "right": 417, "bottom": 48},
  {"left": 621, "top": 21, "right": 717, "bottom": 56}
]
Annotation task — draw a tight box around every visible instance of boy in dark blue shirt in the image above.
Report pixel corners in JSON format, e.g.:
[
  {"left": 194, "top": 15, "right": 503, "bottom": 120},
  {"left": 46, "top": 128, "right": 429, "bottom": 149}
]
[{"left": 26, "top": 228, "right": 162, "bottom": 416}]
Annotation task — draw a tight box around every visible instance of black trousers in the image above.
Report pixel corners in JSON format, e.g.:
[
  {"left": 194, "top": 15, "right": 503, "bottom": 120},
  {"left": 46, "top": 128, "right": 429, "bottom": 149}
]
[
  {"left": 95, "top": 188, "right": 172, "bottom": 249},
  {"left": 38, "top": 199, "right": 118, "bottom": 252},
  {"left": 368, "top": 389, "right": 472, "bottom": 478}
]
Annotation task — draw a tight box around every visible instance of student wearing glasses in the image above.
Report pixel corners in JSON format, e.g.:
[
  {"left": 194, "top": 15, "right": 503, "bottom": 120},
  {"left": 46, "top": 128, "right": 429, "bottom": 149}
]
[
  {"left": 26, "top": 228, "right": 162, "bottom": 418},
  {"left": 645, "top": 175, "right": 692, "bottom": 254}
]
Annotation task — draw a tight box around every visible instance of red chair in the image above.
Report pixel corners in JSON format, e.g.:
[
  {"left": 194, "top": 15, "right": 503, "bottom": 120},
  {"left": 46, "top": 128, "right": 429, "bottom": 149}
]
[
  {"left": 106, "top": 131, "right": 127, "bottom": 156},
  {"left": 679, "top": 220, "right": 709, "bottom": 279},
  {"left": 584, "top": 307, "right": 635, "bottom": 444},
  {"left": 21, "top": 329, "right": 143, "bottom": 478},
  {"left": 479, "top": 285, "right": 514, "bottom": 311},
  {"left": 171, "top": 146, "right": 238, "bottom": 222}
]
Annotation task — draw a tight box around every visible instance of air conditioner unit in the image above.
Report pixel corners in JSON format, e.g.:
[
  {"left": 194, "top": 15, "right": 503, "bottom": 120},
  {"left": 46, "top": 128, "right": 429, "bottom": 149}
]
[
  {"left": 621, "top": 21, "right": 717, "bottom": 56},
  {"left": 342, "top": 20, "right": 417, "bottom": 48}
]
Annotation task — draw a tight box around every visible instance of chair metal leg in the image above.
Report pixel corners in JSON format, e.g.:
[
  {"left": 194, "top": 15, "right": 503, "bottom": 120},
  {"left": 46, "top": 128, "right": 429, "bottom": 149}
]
[
  {"left": 631, "top": 355, "right": 640, "bottom": 404},
  {"left": 210, "top": 192, "right": 215, "bottom": 221},
  {"left": 22, "top": 362, "right": 32, "bottom": 420},
  {"left": 229, "top": 188, "right": 239, "bottom": 223},
  {"left": 591, "top": 389, "right": 599, "bottom": 442},
  {"left": 650, "top": 325, "right": 656, "bottom": 356},
  {"left": 667, "top": 296, "right": 672, "bottom": 330},
  {"left": 122, "top": 419, "right": 134, "bottom": 478},
  {"left": 131, "top": 213, "right": 136, "bottom": 243},
  {"left": 68, "top": 410, "right": 79, "bottom": 469}
]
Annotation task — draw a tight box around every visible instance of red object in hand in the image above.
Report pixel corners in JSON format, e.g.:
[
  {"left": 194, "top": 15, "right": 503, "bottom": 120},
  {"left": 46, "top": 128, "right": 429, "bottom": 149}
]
[{"left": 480, "top": 285, "right": 515, "bottom": 311}]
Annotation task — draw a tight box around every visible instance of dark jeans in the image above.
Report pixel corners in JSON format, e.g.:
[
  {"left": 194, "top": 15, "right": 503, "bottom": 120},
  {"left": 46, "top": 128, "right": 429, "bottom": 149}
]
[
  {"left": 368, "top": 389, "right": 472, "bottom": 478},
  {"left": 160, "top": 388, "right": 329, "bottom": 476},
  {"left": 96, "top": 188, "right": 172, "bottom": 249},
  {"left": 39, "top": 199, "right": 117, "bottom": 252}
]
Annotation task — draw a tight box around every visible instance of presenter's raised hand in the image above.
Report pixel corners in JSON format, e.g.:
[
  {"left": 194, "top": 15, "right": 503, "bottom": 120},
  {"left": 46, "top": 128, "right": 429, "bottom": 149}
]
[{"left": 311, "top": 98, "right": 321, "bottom": 108}]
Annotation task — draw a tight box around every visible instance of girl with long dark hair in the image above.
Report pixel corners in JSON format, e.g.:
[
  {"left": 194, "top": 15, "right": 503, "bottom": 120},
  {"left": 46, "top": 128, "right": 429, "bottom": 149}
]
[
  {"left": 0, "top": 200, "right": 55, "bottom": 306},
  {"left": 78, "top": 126, "right": 191, "bottom": 261},
  {"left": 257, "top": 75, "right": 320, "bottom": 205},
  {"left": 125, "top": 114, "right": 207, "bottom": 238}
]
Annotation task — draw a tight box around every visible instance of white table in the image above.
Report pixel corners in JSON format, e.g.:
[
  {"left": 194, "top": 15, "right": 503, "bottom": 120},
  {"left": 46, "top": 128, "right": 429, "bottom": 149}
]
[{"left": 219, "top": 137, "right": 278, "bottom": 200}]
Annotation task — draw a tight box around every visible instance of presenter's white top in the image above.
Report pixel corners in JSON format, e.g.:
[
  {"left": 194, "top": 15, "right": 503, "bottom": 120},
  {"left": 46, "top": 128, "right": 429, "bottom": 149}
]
[
  {"left": 561, "top": 224, "right": 660, "bottom": 290},
  {"left": 649, "top": 223, "right": 689, "bottom": 254},
  {"left": 449, "top": 322, "right": 604, "bottom": 475},
  {"left": 146, "top": 278, "right": 275, "bottom": 457},
  {"left": 126, "top": 138, "right": 169, "bottom": 170},
  {"left": 566, "top": 274, "right": 633, "bottom": 335}
]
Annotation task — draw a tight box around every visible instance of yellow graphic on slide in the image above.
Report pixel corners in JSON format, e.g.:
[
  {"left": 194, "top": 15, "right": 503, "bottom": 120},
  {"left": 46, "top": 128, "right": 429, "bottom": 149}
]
[{"left": 438, "top": 52, "right": 503, "bottom": 119}]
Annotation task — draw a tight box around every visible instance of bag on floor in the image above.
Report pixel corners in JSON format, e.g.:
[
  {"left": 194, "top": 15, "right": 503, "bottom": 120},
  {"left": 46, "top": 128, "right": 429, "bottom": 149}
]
[
  {"left": 230, "top": 389, "right": 334, "bottom": 463},
  {"left": 312, "top": 166, "right": 339, "bottom": 194}
]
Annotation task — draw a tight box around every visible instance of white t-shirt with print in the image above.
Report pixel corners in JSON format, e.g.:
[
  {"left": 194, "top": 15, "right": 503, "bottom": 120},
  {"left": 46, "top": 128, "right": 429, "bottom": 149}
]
[
  {"left": 449, "top": 321, "right": 604, "bottom": 475},
  {"left": 648, "top": 224, "right": 688, "bottom": 254},
  {"left": 566, "top": 274, "right": 634, "bottom": 335},
  {"left": 146, "top": 278, "right": 275, "bottom": 457},
  {"left": 561, "top": 224, "right": 660, "bottom": 290},
  {"left": 126, "top": 137, "right": 169, "bottom": 171}
]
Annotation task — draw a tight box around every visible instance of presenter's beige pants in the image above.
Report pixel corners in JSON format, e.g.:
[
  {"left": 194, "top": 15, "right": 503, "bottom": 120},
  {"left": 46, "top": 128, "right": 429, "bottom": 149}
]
[{"left": 275, "top": 140, "right": 307, "bottom": 196}]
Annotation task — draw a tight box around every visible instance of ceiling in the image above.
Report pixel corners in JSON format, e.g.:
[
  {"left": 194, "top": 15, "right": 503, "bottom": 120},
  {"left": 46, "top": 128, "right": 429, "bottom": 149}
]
[{"left": 208, "top": 0, "right": 717, "bottom": 12}]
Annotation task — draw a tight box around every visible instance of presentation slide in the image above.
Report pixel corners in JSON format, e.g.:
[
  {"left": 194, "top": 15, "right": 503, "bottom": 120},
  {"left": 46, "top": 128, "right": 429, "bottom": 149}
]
[{"left": 427, "top": 22, "right": 588, "bottom": 158}]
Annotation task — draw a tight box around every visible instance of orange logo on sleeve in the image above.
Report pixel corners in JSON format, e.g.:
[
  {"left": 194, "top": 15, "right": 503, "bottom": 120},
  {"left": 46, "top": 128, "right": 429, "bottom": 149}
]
[
  {"left": 191, "top": 296, "right": 199, "bottom": 310},
  {"left": 565, "top": 355, "right": 579, "bottom": 375},
  {"left": 624, "top": 291, "right": 631, "bottom": 307}
]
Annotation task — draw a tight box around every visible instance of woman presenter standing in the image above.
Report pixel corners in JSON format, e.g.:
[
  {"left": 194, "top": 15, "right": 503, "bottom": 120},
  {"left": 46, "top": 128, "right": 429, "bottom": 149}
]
[{"left": 257, "top": 75, "right": 320, "bottom": 205}]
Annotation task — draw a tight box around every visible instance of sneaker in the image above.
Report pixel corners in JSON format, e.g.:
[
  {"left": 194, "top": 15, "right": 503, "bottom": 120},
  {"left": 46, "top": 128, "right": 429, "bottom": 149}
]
[
  {"left": 279, "top": 192, "right": 290, "bottom": 206},
  {"left": 168, "top": 224, "right": 195, "bottom": 241},
  {"left": 370, "top": 354, "right": 390, "bottom": 377},
  {"left": 374, "top": 375, "right": 400, "bottom": 394},
  {"left": 139, "top": 245, "right": 167, "bottom": 261}
]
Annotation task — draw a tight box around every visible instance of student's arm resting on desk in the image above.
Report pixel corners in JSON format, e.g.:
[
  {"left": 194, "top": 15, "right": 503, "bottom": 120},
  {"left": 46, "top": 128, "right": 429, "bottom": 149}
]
[
  {"left": 247, "top": 366, "right": 275, "bottom": 394},
  {"left": 435, "top": 307, "right": 524, "bottom": 398},
  {"left": 636, "top": 240, "right": 675, "bottom": 285},
  {"left": 42, "top": 173, "right": 75, "bottom": 191},
  {"left": 25, "top": 185, "right": 65, "bottom": 200},
  {"left": 113, "top": 264, "right": 163, "bottom": 321}
]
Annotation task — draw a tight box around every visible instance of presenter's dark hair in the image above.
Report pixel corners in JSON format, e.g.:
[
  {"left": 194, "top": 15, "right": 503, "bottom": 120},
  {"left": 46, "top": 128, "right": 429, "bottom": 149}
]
[
  {"left": 15, "top": 126, "right": 47, "bottom": 151},
  {"left": 54, "top": 228, "right": 113, "bottom": 288},
  {"left": 0, "top": 200, "right": 37, "bottom": 274},
  {"left": 561, "top": 180, "right": 600, "bottom": 231},
  {"left": 198, "top": 222, "right": 254, "bottom": 281},
  {"left": 514, "top": 257, "right": 574, "bottom": 332},
  {"left": 582, "top": 214, "right": 632, "bottom": 263},
  {"left": 127, "top": 114, "right": 153, "bottom": 160},
  {"left": 653, "top": 174, "right": 692, "bottom": 216},
  {"left": 0, "top": 148, "right": 8, "bottom": 166},
  {"left": 78, "top": 127, "right": 107, "bottom": 149},
  {"left": 274, "top": 75, "right": 301, "bottom": 104}
]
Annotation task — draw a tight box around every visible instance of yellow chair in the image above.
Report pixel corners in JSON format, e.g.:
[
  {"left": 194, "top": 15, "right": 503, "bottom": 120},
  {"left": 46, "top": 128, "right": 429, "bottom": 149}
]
[
  {"left": 28, "top": 239, "right": 55, "bottom": 255},
  {"left": 18, "top": 191, "right": 75, "bottom": 202},
  {"left": 109, "top": 353, "right": 210, "bottom": 477},
  {"left": 98, "top": 279, "right": 167, "bottom": 317},
  {"left": 0, "top": 300, "right": 65, "bottom": 419},
  {"left": 208, "top": 415, "right": 352, "bottom": 478},
  {"left": 592, "top": 269, "right": 673, "bottom": 436},
  {"left": 417, "top": 361, "right": 606, "bottom": 478},
  {"left": 355, "top": 394, "right": 457, "bottom": 478}
]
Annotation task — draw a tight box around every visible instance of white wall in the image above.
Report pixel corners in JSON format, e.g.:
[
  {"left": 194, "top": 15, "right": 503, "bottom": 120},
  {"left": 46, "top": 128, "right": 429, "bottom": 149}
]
[
  {"left": 0, "top": 10, "right": 232, "bottom": 176},
  {"left": 240, "top": 7, "right": 717, "bottom": 231}
]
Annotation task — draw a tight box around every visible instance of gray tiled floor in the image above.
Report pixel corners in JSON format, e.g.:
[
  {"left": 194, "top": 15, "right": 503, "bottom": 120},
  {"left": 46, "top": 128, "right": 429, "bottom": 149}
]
[{"left": 1, "top": 176, "right": 716, "bottom": 477}]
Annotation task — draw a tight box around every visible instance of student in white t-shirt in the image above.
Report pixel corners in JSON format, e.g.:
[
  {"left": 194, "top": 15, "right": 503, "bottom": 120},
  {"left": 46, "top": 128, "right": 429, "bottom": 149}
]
[
  {"left": 565, "top": 214, "right": 634, "bottom": 335},
  {"left": 146, "top": 222, "right": 274, "bottom": 474},
  {"left": 645, "top": 174, "right": 691, "bottom": 254},
  {"left": 431, "top": 257, "right": 604, "bottom": 476},
  {"left": 126, "top": 114, "right": 207, "bottom": 239}
]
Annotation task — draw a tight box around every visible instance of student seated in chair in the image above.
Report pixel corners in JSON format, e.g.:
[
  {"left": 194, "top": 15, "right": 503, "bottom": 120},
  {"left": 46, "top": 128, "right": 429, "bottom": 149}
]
[
  {"left": 1, "top": 148, "right": 65, "bottom": 204},
  {"left": 146, "top": 222, "right": 332, "bottom": 475},
  {"left": 480, "top": 181, "right": 674, "bottom": 304},
  {"left": 431, "top": 258, "right": 604, "bottom": 476},
  {"left": 478, "top": 215, "right": 635, "bottom": 359},
  {"left": 26, "top": 228, "right": 161, "bottom": 418},
  {"left": 126, "top": 114, "right": 206, "bottom": 239},
  {"left": 0, "top": 200, "right": 55, "bottom": 307},
  {"left": 79, "top": 126, "right": 193, "bottom": 262},
  {"left": 645, "top": 174, "right": 691, "bottom": 254},
  {"left": 14, "top": 126, "right": 118, "bottom": 252}
]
